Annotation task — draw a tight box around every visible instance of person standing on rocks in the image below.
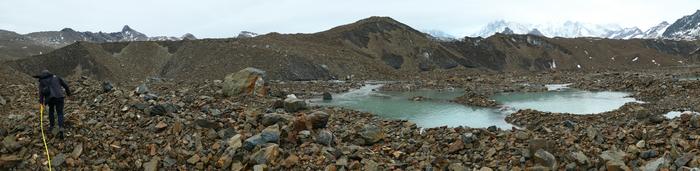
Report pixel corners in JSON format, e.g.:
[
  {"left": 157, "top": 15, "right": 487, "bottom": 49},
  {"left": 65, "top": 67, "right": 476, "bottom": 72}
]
[{"left": 33, "top": 70, "right": 71, "bottom": 138}]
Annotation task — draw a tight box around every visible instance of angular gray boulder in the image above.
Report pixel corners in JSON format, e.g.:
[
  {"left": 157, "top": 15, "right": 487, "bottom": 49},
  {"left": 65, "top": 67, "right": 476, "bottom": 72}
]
[{"left": 283, "top": 96, "right": 307, "bottom": 112}]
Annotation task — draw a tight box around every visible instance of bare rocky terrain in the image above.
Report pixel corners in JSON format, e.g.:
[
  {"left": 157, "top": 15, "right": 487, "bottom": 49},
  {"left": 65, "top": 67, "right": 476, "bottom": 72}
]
[
  {"left": 2, "top": 16, "right": 700, "bottom": 170},
  {"left": 2, "top": 17, "right": 699, "bottom": 84},
  {"left": 1, "top": 68, "right": 700, "bottom": 170}
]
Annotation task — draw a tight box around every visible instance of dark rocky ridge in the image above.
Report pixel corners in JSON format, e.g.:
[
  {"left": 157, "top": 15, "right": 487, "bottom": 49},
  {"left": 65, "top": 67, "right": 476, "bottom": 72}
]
[
  {"left": 663, "top": 10, "right": 700, "bottom": 40},
  {"left": 4, "top": 17, "right": 700, "bottom": 83},
  {"left": 0, "top": 30, "right": 55, "bottom": 60},
  {"left": 527, "top": 28, "right": 545, "bottom": 36},
  {"left": 23, "top": 25, "right": 196, "bottom": 48},
  {"left": 0, "top": 25, "right": 196, "bottom": 61}
]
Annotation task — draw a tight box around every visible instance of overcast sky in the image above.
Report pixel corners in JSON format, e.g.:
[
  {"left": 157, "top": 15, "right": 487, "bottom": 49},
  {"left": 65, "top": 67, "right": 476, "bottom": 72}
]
[{"left": 1, "top": 0, "right": 699, "bottom": 38}]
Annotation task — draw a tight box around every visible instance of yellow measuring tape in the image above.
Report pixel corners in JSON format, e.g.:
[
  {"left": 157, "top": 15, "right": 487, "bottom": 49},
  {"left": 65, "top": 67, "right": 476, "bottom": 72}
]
[{"left": 40, "top": 104, "right": 52, "bottom": 171}]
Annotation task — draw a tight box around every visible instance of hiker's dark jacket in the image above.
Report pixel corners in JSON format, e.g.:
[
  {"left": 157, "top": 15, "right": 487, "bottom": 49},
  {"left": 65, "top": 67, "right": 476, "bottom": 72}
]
[{"left": 36, "top": 72, "right": 71, "bottom": 103}]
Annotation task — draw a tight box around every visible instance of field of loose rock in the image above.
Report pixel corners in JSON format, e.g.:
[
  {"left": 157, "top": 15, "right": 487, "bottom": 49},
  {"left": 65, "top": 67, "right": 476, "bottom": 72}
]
[{"left": 1, "top": 68, "right": 700, "bottom": 170}]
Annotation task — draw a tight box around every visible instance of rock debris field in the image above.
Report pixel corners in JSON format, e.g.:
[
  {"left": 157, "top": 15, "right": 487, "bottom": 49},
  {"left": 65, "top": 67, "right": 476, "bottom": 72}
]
[{"left": 2, "top": 68, "right": 700, "bottom": 170}]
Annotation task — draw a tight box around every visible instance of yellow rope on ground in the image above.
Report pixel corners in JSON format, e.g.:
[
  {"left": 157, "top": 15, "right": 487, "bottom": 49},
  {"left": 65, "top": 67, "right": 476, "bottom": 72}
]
[{"left": 40, "top": 104, "right": 52, "bottom": 171}]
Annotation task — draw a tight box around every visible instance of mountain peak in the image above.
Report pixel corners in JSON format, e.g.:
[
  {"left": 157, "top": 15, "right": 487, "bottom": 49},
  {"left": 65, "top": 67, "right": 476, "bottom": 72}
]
[
  {"left": 181, "top": 33, "right": 197, "bottom": 40},
  {"left": 424, "top": 29, "right": 456, "bottom": 41},
  {"left": 501, "top": 27, "right": 514, "bottom": 34},
  {"left": 662, "top": 10, "right": 700, "bottom": 40},
  {"left": 528, "top": 28, "right": 544, "bottom": 36},
  {"left": 122, "top": 25, "right": 134, "bottom": 32},
  {"left": 323, "top": 16, "right": 421, "bottom": 36},
  {"left": 60, "top": 28, "right": 75, "bottom": 32},
  {"left": 356, "top": 16, "right": 401, "bottom": 24},
  {"left": 237, "top": 31, "right": 259, "bottom": 38}
]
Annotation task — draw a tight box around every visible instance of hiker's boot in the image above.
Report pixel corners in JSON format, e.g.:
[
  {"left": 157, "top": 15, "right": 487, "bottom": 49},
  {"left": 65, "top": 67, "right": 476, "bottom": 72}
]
[{"left": 58, "top": 127, "right": 65, "bottom": 139}]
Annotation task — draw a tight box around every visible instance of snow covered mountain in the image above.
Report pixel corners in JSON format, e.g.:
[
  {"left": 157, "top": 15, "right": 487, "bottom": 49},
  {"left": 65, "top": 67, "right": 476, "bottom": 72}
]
[
  {"left": 473, "top": 20, "right": 626, "bottom": 38},
  {"left": 663, "top": 10, "right": 700, "bottom": 40},
  {"left": 473, "top": 16, "right": 700, "bottom": 40},
  {"left": 606, "top": 27, "right": 644, "bottom": 39},
  {"left": 237, "top": 31, "right": 260, "bottom": 38},
  {"left": 149, "top": 33, "right": 197, "bottom": 41},
  {"left": 541, "top": 21, "right": 622, "bottom": 38},
  {"left": 473, "top": 20, "right": 531, "bottom": 37},
  {"left": 423, "top": 29, "right": 457, "bottom": 41},
  {"left": 639, "top": 21, "right": 670, "bottom": 39},
  {"left": 501, "top": 27, "right": 515, "bottom": 34},
  {"left": 22, "top": 25, "right": 196, "bottom": 48}
]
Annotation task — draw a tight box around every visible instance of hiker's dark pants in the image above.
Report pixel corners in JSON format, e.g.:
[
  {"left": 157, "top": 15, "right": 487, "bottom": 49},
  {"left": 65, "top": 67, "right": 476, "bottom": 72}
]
[{"left": 46, "top": 97, "right": 65, "bottom": 128}]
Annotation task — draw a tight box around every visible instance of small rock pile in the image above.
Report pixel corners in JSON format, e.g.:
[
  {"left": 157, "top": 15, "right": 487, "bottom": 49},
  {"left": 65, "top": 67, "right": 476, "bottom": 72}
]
[{"left": 451, "top": 89, "right": 499, "bottom": 107}]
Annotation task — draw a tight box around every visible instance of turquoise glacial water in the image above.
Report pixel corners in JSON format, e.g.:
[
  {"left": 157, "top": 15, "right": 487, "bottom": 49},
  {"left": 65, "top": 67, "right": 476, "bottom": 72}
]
[{"left": 314, "top": 84, "right": 637, "bottom": 128}]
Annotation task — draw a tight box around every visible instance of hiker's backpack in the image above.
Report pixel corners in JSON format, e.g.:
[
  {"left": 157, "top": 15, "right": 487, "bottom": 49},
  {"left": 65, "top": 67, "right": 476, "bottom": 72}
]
[{"left": 40, "top": 77, "right": 52, "bottom": 97}]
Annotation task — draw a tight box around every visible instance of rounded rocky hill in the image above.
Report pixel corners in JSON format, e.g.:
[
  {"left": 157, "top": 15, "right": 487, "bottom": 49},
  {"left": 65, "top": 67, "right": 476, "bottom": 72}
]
[{"left": 5, "top": 17, "right": 700, "bottom": 84}]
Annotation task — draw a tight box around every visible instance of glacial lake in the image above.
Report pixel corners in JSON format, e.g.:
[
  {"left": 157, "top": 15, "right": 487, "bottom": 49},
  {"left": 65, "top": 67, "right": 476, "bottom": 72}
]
[
  {"left": 493, "top": 89, "right": 638, "bottom": 114},
  {"left": 312, "top": 84, "right": 638, "bottom": 128}
]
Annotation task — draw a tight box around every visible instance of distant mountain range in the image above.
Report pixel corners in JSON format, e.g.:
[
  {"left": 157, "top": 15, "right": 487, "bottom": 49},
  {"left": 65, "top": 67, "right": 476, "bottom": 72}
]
[
  {"left": 451, "top": 10, "right": 700, "bottom": 40},
  {"left": 2, "top": 10, "right": 700, "bottom": 61},
  {"left": 0, "top": 25, "right": 198, "bottom": 60},
  {"left": 18, "top": 25, "right": 197, "bottom": 48},
  {"left": 6, "top": 16, "right": 700, "bottom": 83}
]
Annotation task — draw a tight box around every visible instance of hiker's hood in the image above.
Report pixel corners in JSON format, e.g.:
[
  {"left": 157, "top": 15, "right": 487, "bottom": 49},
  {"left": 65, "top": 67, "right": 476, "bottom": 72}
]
[{"left": 32, "top": 70, "right": 53, "bottom": 79}]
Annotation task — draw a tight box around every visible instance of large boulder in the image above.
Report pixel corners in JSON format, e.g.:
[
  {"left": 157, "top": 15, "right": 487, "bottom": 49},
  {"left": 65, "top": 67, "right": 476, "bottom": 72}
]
[
  {"left": 251, "top": 144, "right": 280, "bottom": 164},
  {"left": 307, "top": 111, "right": 330, "bottom": 129},
  {"left": 571, "top": 151, "right": 589, "bottom": 165},
  {"left": 360, "top": 125, "right": 384, "bottom": 145},
  {"left": 146, "top": 105, "right": 168, "bottom": 116},
  {"left": 322, "top": 92, "right": 333, "bottom": 101},
  {"left": 528, "top": 139, "right": 553, "bottom": 157},
  {"left": 606, "top": 160, "right": 630, "bottom": 171},
  {"left": 261, "top": 113, "right": 293, "bottom": 126},
  {"left": 223, "top": 67, "right": 268, "bottom": 97},
  {"left": 691, "top": 114, "right": 700, "bottom": 128},
  {"left": 3, "top": 136, "right": 21, "bottom": 152},
  {"left": 643, "top": 157, "right": 670, "bottom": 171},
  {"left": 534, "top": 149, "right": 557, "bottom": 169},
  {"left": 640, "top": 150, "right": 658, "bottom": 159},
  {"left": 460, "top": 132, "right": 477, "bottom": 144},
  {"left": 244, "top": 124, "right": 281, "bottom": 150},
  {"left": 144, "top": 157, "right": 160, "bottom": 171},
  {"left": 135, "top": 83, "right": 149, "bottom": 95},
  {"left": 260, "top": 124, "right": 281, "bottom": 142},
  {"left": 102, "top": 81, "right": 114, "bottom": 93},
  {"left": 600, "top": 149, "right": 629, "bottom": 171},
  {"left": 0, "top": 95, "right": 5, "bottom": 106},
  {"left": 315, "top": 130, "right": 334, "bottom": 146},
  {"left": 283, "top": 96, "right": 307, "bottom": 112}
]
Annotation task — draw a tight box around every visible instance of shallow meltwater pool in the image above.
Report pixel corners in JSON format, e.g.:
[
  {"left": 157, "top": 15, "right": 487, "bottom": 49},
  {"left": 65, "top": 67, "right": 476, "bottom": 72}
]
[
  {"left": 312, "top": 84, "right": 638, "bottom": 129},
  {"left": 493, "top": 90, "right": 638, "bottom": 114},
  {"left": 678, "top": 76, "right": 700, "bottom": 81},
  {"left": 313, "top": 84, "right": 512, "bottom": 128}
]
